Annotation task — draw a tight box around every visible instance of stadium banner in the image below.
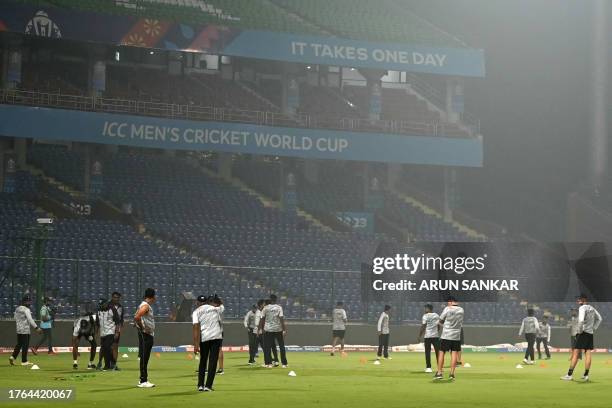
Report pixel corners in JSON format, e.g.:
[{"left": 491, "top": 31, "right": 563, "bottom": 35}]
[
  {"left": 4, "top": 346, "right": 608, "bottom": 354},
  {"left": 0, "top": 105, "right": 483, "bottom": 167},
  {"left": 0, "top": 2, "right": 485, "bottom": 77},
  {"left": 336, "top": 212, "right": 374, "bottom": 233},
  {"left": 363, "top": 241, "right": 612, "bottom": 302}
]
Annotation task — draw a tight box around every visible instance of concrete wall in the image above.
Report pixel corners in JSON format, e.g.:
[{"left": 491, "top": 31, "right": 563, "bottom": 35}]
[{"left": 2, "top": 321, "right": 611, "bottom": 349}]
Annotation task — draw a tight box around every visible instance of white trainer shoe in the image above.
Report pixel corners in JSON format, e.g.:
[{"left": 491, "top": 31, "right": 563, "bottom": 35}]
[{"left": 137, "top": 381, "right": 155, "bottom": 388}]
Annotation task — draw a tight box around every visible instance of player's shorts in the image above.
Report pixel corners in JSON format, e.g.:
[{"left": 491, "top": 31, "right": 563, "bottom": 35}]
[
  {"left": 332, "top": 330, "right": 346, "bottom": 339},
  {"left": 440, "top": 339, "right": 461, "bottom": 352},
  {"left": 575, "top": 332, "right": 594, "bottom": 350}
]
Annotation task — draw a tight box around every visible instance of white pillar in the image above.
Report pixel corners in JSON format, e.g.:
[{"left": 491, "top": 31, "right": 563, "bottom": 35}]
[
  {"left": 442, "top": 168, "right": 456, "bottom": 222},
  {"left": 91, "top": 61, "right": 106, "bottom": 97},
  {"left": 7, "top": 50, "right": 22, "bottom": 90},
  {"left": 446, "top": 78, "right": 464, "bottom": 124}
]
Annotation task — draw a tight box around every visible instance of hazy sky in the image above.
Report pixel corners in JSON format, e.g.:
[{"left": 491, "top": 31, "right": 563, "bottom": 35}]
[{"left": 404, "top": 0, "right": 604, "bottom": 237}]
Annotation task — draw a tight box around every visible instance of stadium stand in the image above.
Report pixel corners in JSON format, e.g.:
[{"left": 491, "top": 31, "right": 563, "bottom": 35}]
[
  {"left": 9, "top": 146, "right": 392, "bottom": 319},
  {"left": 16, "top": 0, "right": 465, "bottom": 46}
]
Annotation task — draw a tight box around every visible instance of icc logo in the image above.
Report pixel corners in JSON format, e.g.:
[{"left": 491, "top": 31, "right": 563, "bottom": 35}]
[{"left": 25, "top": 11, "right": 62, "bottom": 39}]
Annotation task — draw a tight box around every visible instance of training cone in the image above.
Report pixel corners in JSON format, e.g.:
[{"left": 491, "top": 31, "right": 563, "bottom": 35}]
[
  {"left": 374, "top": 360, "right": 381, "bottom": 365},
  {"left": 122, "top": 354, "right": 129, "bottom": 358},
  {"left": 31, "top": 364, "right": 40, "bottom": 370},
  {"left": 155, "top": 352, "right": 161, "bottom": 358},
  {"left": 341, "top": 351, "right": 348, "bottom": 358},
  {"left": 359, "top": 357, "right": 367, "bottom": 365},
  {"left": 288, "top": 370, "right": 297, "bottom": 377},
  {"left": 186, "top": 353, "right": 194, "bottom": 360},
  {"left": 515, "top": 364, "right": 524, "bottom": 369},
  {"left": 463, "top": 363, "right": 471, "bottom": 368},
  {"left": 539, "top": 362, "right": 548, "bottom": 368}
]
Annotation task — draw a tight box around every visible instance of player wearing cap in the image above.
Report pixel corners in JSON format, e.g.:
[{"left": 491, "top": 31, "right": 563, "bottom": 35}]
[
  {"left": 376, "top": 305, "right": 391, "bottom": 360},
  {"left": 418, "top": 304, "right": 440, "bottom": 373},
  {"left": 435, "top": 297, "right": 464, "bottom": 380},
  {"left": 9, "top": 295, "right": 42, "bottom": 366},
  {"left": 193, "top": 294, "right": 224, "bottom": 392},
  {"left": 519, "top": 308, "right": 539, "bottom": 365},
  {"left": 561, "top": 295, "right": 602, "bottom": 382},
  {"left": 331, "top": 302, "right": 347, "bottom": 356},
  {"left": 134, "top": 288, "right": 156, "bottom": 388}
]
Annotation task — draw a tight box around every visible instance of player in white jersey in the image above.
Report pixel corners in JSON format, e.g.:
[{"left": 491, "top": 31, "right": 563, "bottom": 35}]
[
  {"left": 518, "top": 308, "right": 539, "bottom": 365},
  {"left": 536, "top": 315, "right": 551, "bottom": 360},
  {"left": 9, "top": 295, "right": 42, "bottom": 366},
  {"left": 331, "top": 301, "right": 347, "bottom": 356},
  {"left": 259, "top": 294, "right": 288, "bottom": 368},
  {"left": 561, "top": 295, "right": 602, "bottom": 381},
  {"left": 134, "top": 288, "right": 156, "bottom": 388},
  {"left": 567, "top": 308, "right": 582, "bottom": 360},
  {"left": 418, "top": 304, "right": 440, "bottom": 373},
  {"left": 435, "top": 297, "right": 464, "bottom": 380},
  {"left": 244, "top": 304, "right": 258, "bottom": 364},
  {"left": 193, "top": 294, "right": 224, "bottom": 392},
  {"left": 376, "top": 305, "right": 391, "bottom": 360}
]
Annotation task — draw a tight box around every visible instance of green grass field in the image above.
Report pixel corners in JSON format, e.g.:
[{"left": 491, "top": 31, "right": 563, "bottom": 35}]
[{"left": 1, "top": 352, "right": 611, "bottom": 408}]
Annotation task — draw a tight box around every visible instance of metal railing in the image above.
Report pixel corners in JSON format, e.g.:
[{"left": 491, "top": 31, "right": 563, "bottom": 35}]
[
  {"left": 0, "top": 88, "right": 474, "bottom": 138},
  {"left": 0, "top": 256, "right": 585, "bottom": 326},
  {"left": 405, "top": 72, "right": 481, "bottom": 135}
]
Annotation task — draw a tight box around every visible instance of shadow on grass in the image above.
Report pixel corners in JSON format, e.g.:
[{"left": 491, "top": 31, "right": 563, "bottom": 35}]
[
  {"left": 89, "top": 386, "right": 140, "bottom": 392},
  {"left": 150, "top": 390, "right": 200, "bottom": 397}
]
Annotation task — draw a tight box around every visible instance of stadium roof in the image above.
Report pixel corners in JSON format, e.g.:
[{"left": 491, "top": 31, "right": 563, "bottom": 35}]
[{"left": 15, "top": 0, "right": 468, "bottom": 48}]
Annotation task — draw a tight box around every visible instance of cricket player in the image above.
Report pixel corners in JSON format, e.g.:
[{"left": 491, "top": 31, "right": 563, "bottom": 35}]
[
  {"left": 536, "top": 315, "right": 551, "bottom": 360},
  {"left": 9, "top": 295, "right": 42, "bottom": 366},
  {"left": 376, "top": 305, "right": 391, "bottom": 360},
  {"left": 561, "top": 295, "right": 602, "bottom": 381},
  {"left": 244, "top": 304, "right": 258, "bottom": 364},
  {"left": 331, "top": 302, "right": 347, "bottom": 356},
  {"left": 518, "top": 308, "right": 539, "bottom": 365},
  {"left": 418, "top": 304, "right": 440, "bottom": 372},
  {"left": 134, "top": 288, "right": 156, "bottom": 388},
  {"left": 194, "top": 294, "right": 224, "bottom": 391},
  {"left": 567, "top": 308, "right": 582, "bottom": 360},
  {"left": 435, "top": 297, "right": 464, "bottom": 380},
  {"left": 259, "top": 294, "right": 288, "bottom": 368}
]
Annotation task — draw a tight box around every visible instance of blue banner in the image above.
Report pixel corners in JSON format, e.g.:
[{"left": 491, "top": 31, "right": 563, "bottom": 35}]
[
  {"left": 0, "top": 104, "right": 483, "bottom": 167},
  {"left": 0, "top": 2, "right": 485, "bottom": 78},
  {"left": 225, "top": 32, "right": 485, "bottom": 78}
]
